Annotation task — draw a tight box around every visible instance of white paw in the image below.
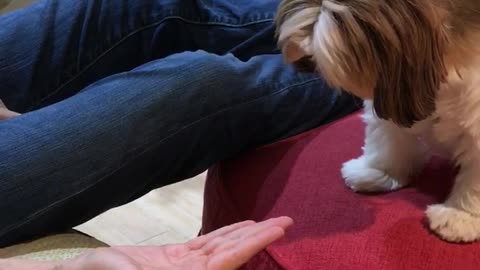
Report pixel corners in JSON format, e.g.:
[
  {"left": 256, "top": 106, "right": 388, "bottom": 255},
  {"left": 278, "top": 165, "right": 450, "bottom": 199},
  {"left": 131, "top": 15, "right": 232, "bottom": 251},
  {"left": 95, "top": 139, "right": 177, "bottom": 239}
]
[
  {"left": 426, "top": 204, "right": 480, "bottom": 242},
  {"left": 341, "top": 157, "right": 407, "bottom": 192}
]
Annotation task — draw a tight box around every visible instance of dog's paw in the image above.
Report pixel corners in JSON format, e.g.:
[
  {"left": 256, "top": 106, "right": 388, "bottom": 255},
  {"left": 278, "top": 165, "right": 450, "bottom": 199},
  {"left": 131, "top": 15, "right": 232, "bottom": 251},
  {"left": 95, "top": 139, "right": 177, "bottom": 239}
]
[
  {"left": 426, "top": 204, "right": 480, "bottom": 243},
  {"left": 341, "top": 157, "right": 407, "bottom": 193}
]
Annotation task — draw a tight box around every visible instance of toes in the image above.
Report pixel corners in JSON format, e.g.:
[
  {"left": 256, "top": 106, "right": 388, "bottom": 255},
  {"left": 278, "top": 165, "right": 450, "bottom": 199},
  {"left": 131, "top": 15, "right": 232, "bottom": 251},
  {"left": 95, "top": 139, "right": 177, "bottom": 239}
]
[
  {"left": 341, "top": 158, "right": 406, "bottom": 192},
  {"left": 426, "top": 204, "right": 480, "bottom": 243}
]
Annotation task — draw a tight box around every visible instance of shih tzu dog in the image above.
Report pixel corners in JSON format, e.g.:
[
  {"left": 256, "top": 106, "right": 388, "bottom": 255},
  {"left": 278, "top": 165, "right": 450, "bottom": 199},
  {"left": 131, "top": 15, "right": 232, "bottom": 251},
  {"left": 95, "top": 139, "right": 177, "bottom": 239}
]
[{"left": 275, "top": 0, "right": 480, "bottom": 242}]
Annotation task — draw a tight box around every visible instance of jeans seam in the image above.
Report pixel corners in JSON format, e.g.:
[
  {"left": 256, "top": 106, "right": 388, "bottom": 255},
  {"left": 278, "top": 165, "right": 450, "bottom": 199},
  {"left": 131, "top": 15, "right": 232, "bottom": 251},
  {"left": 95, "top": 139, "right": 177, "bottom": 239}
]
[
  {"left": 30, "top": 16, "right": 274, "bottom": 110},
  {"left": 1, "top": 77, "right": 322, "bottom": 236}
]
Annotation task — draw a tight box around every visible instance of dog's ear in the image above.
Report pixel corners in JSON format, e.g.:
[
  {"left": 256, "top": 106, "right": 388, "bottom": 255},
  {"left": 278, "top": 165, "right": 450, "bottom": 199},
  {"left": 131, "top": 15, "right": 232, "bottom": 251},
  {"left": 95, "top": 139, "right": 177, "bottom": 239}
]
[{"left": 372, "top": 2, "right": 449, "bottom": 127}]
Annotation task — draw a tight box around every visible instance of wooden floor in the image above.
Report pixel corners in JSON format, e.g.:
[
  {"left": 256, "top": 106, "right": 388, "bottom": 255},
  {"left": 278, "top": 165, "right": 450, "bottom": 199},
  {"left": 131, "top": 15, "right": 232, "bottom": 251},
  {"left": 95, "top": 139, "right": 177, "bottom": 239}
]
[
  {"left": 75, "top": 173, "right": 206, "bottom": 246},
  {"left": 1, "top": 0, "right": 207, "bottom": 247}
]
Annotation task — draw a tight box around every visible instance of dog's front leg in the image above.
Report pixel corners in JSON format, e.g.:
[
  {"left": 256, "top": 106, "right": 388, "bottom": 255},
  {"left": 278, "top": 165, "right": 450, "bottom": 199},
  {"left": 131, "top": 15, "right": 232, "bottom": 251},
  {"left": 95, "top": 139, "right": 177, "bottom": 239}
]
[
  {"left": 341, "top": 101, "right": 429, "bottom": 193},
  {"left": 427, "top": 166, "right": 480, "bottom": 242},
  {"left": 426, "top": 133, "right": 480, "bottom": 242}
]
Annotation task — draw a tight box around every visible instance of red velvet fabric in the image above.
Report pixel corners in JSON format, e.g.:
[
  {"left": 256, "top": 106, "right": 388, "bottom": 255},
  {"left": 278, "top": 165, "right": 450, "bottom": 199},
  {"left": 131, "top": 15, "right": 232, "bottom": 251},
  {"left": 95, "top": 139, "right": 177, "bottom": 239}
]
[{"left": 201, "top": 112, "right": 480, "bottom": 270}]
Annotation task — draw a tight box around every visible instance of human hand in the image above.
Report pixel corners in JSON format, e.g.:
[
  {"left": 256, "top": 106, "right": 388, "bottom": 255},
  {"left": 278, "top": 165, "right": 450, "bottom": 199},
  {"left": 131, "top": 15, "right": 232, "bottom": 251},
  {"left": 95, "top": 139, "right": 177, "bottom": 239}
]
[{"left": 70, "top": 216, "right": 293, "bottom": 270}]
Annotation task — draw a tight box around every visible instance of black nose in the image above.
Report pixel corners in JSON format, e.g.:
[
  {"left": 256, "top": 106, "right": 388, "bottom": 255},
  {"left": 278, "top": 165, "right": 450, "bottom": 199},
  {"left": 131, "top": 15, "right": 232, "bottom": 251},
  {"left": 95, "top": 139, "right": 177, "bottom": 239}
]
[{"left": 292, "top": 56, "right": 316, "bottom": 73}]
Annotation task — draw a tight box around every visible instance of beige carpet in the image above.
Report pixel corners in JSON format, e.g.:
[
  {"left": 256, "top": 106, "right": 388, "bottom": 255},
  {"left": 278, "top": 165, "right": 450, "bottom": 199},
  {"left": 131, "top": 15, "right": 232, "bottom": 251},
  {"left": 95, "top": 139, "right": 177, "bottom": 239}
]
[
  {"left": 0, "top": 234, "right": 107, "bottom": 261},
  {"left": 0, "top": 0, "right": 33, "bottom": 13}
]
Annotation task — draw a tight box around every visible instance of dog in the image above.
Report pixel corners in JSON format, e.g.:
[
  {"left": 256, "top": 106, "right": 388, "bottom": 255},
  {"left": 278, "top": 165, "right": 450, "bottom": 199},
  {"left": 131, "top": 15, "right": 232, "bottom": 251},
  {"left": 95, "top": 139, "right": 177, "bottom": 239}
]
[{"left": 275, "top": 0, "right": 480, "bottom": 242}]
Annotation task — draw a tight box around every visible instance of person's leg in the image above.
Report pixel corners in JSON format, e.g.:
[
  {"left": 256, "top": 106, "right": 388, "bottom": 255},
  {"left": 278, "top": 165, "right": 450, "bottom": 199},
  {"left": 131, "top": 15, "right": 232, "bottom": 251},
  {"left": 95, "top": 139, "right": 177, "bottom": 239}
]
[
  {"left": 0, "top": 0, "right": 279, "bottom": 112},
  {"left": 0, "top": 0, "right": 361, "bottom": 246},
  {"left": 0, "top": 50, "right": 360, "bottom": 247}
]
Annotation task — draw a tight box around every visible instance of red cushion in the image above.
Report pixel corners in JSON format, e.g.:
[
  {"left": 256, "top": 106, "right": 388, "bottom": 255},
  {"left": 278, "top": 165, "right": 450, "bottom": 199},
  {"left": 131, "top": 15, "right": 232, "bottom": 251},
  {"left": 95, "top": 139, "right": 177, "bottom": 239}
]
[{"left": 201, "top": 112, "right": 480, "bottom": 270}]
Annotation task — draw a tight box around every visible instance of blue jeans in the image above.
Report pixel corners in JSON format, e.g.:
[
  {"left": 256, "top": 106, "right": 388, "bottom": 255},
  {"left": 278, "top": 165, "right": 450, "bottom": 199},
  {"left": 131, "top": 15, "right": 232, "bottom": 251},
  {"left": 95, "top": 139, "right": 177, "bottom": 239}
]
[{"left": 0, "top": 0, "right": 360, "bottom": 246}]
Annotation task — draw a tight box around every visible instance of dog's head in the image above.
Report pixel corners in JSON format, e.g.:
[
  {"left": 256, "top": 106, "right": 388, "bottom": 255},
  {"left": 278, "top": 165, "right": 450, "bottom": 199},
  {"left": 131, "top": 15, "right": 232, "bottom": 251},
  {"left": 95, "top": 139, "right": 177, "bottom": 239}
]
[{"left": 276, "top": 0, "right": 451, "bottom": 127}]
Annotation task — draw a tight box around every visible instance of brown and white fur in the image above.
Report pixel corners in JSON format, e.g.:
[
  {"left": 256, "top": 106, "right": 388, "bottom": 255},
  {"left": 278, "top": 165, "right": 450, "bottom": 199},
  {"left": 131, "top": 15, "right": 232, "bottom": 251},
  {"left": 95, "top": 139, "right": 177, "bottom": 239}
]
[{"left": 275, "top": 0, "right": 480, "bottom": 242}]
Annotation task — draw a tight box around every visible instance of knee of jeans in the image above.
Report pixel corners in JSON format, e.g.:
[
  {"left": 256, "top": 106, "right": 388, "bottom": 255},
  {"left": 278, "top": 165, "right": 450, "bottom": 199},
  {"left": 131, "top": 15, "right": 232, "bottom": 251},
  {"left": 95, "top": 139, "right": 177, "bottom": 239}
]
[
  {"left": 152, "top": 50, "right": 249, "bottom": 96},
  {"left": 169, "top": 50, "right": 241, "bottom": 74},
  {"left": 122, "top": 50, "right": 248, "bottom": 125}
]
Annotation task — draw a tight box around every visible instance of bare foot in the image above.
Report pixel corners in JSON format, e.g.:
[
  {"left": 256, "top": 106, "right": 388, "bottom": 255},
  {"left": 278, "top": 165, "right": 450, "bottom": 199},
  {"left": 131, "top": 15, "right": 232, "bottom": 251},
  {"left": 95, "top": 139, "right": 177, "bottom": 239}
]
[{"left": 0, "top": 108, "right": 20, "bottom": 120}]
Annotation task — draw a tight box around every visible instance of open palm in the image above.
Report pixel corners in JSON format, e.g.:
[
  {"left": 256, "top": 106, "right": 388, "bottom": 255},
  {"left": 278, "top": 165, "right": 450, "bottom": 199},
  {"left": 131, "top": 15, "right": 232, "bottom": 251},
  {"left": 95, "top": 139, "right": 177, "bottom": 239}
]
[{"left": 73, "top": 217, "right": 293, "bottom": 270}]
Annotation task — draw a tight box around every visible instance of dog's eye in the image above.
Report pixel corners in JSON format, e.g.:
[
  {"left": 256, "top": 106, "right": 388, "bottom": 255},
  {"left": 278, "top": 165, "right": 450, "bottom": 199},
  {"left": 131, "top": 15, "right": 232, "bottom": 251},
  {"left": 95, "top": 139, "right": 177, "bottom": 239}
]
[{"left": 292, "top": 56, "right": 316, "bottom": 73}]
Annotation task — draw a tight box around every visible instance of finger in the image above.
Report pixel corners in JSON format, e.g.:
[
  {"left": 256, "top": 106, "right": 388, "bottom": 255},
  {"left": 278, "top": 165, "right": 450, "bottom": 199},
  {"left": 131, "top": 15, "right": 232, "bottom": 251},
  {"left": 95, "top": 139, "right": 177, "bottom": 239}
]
[
  {"left": 202, "top": 217, "right": 293, "bottom": 254},
  {"left": 187, "top": 220, "right": 255, "bottom": 250},
  {"left": 224, "top": 217, "right": 292, "bottom": 242},
  {"left": 208, "top": 226, "right": 287, "bottom": 270}
]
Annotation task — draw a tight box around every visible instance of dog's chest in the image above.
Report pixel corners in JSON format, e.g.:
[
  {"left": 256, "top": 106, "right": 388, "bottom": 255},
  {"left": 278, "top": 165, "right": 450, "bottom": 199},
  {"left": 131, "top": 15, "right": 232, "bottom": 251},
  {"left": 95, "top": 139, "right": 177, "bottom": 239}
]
[
  {"left": 406, "top": 67, "right": 480, "bottom": 159},
  {"left": 408, "top": 118, "right": 450, "bottom": 158}
]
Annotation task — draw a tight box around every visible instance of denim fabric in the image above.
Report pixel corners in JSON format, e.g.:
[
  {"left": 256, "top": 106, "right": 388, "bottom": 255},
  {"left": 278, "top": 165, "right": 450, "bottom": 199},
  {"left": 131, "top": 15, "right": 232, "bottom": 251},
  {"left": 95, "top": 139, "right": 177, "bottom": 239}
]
[{"left": 0, "top": 0, "right": 360, "bottom": 246}]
